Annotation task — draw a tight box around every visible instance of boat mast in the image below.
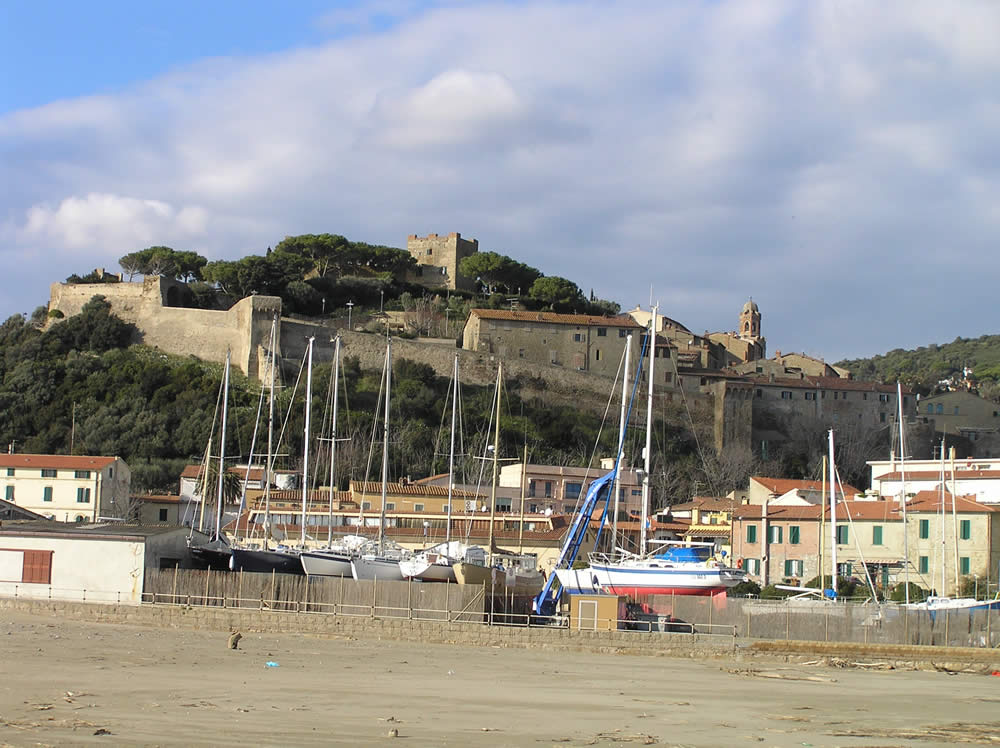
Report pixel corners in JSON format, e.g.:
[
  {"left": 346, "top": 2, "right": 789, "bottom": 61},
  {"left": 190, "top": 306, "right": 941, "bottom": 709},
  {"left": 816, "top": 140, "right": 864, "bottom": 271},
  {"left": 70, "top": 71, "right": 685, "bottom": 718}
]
[
  {"left": 940, "top": 437, "right": 947, "bottom": 595},
  {"left": 950, "top": 446, "right": 960, "bottom": 591},
  {"left": 819, "top": 455, "right": 826, "bottom": 587},
  {"left": 446, "top": 353, "right": 458, "bottom": 548},
  {"left": 612, "top": 334, "right": 632, "bottom": 549},
  {"left": 897, "top": 382, "right": 910, "bottom": 604},
  {"left": 488, "top": 362, "right": 502, "bottom": 562},
  {"left": 301, "top": 337, "right": 314, "bottom": 548},
  {"left": 641, "top": 306, "right": 657, "bottom": 557},
  {"left": 828, "top": 429, "right": 837, "bottom": 592},
  {"left": 379, "top": 338, "right": 392, "bottom": 549},
  {"left": 215, "top": 350, "right": 231, "bottom": 542},
  {"left": 263, "top": 315, "right": 277, "bottom": 550},
  {"left": 328, "top": 335, "right": 341, "bottom": 546}
]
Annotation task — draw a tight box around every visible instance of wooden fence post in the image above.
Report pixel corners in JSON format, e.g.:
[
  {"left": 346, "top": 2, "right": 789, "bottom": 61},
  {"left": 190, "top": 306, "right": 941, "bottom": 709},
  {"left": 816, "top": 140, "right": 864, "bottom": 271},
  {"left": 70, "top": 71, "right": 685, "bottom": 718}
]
[{"left": 172, "top": 564, "right": 178, "bottom": 603}]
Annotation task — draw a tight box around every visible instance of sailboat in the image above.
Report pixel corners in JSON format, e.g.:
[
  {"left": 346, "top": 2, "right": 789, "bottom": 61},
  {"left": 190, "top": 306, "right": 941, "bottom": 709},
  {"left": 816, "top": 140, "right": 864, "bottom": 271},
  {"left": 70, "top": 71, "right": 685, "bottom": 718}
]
[
  {"left": 398, "top": 354, "right": 491, "bottom": 583},
  {"left": 300, "top": 335, "right": 371, "bottom": 577},
  {"left": 189, "top": 350, "right": 235, "bottom": 570},
  {"left": 350, "top": 338, "right": 408, "bottom": 581},
  {"left": 230, "top": 335, "right": 314, "bottom": 575},
  {"left": 548, "top": 308, "right": 745, "bottom": 601}
]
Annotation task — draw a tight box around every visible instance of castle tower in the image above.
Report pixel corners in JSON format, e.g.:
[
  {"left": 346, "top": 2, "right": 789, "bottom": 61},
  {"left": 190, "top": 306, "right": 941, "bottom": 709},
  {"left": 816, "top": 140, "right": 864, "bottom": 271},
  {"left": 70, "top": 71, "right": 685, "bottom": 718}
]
[
  {"left": 406, "top": 232, "right": 479, "bottom": 292},
  {"left": 739, "top": 298, "right": 761, "bottom": 340}
]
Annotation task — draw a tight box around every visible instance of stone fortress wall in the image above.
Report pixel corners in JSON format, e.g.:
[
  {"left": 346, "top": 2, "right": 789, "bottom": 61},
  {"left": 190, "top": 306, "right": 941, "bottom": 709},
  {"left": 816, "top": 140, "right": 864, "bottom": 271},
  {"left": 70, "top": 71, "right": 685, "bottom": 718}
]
[
  {"left": 48, "top": 276, "right": 742, "bottom": 450},
  {"left": 406, "top": 232, "right": 479, "bottom": 292}
]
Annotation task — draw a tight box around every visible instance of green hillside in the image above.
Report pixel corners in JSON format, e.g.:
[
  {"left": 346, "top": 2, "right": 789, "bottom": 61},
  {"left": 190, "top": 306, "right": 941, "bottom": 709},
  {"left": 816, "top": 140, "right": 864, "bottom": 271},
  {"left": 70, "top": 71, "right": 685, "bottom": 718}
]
[{"left": 837, "top": 334, "right": 1000, "bottom": 396}]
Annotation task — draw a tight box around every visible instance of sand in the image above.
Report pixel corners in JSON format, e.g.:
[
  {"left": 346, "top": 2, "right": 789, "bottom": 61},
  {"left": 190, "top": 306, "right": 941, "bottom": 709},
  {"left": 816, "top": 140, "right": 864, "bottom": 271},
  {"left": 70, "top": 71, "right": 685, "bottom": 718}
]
[{"left": 1, "top": 610, "right": 998, "bottom": 747}]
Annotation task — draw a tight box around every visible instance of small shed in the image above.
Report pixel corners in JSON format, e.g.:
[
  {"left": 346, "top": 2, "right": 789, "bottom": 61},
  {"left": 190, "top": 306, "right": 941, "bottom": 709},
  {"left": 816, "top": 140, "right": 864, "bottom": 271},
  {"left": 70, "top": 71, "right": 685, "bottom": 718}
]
[{"left": 0, "top": 522, "right": 209, "bottom": 604}]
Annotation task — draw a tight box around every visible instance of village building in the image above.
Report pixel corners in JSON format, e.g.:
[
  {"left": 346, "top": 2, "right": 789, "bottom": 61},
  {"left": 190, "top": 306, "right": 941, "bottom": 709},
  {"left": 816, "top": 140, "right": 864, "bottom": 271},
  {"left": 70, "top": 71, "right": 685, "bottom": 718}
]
[
  {"left": 736, "top": 351, "right": 851, "bottom": 379},
  {"left": 462, "top": 309, "right": 644, "bottom": 378},
  {"left": 917, "top": 390, "right": 1000, "bottom": 442},
  {"left": 0, "top": 521, "right": 209, "bottom": 603},
  {"left": 869, "top": 456, "right": 1000, "bottom": 504},
  {"left": 663, "top": 496, "right": 736, "bottom": 555},
  {"left": 497, "top": 459, "right": 645, "bottom": 516},
  {"left": 707, "top": 299, "right": 766, "bottom": 366},
  {"left": 0, "top": 454, "right": 131, "bottom": 523}
]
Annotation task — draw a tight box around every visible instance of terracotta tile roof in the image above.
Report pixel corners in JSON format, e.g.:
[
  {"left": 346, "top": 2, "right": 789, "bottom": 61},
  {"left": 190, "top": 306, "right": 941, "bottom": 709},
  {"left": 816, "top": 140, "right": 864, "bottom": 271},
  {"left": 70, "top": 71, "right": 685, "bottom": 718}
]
[
  {"left": 684, "top": 527, "right": 732, "bottom": 538},
  {"left": 349, "top": 481, "right": 486, "bottom": 500},
  {"left": 752, "top": 477, "right": 863, "bottom": 497},
  {"left": 470, "top": 309, "right": 642, "bottom": 328},
  {"left": 132, "top": 494, "right": 182, "bottom": 504},
  {"left": 669, "top": 497, "right": 734, "bottom": 512},
  {"left": 734, "top": 500, "right": 902, "bottom": 521},
  {"left": 0, "top": 454, "right": 118, "bottom": 470},
  {"left": 877, "top": 470, "right": 1000, "bottom": 481},
  {"left": 907, "top": 490, "right": 1000, "bottom": 513},
  {"left": 180, "top": 465, "right": 269, "bottom": 481}
]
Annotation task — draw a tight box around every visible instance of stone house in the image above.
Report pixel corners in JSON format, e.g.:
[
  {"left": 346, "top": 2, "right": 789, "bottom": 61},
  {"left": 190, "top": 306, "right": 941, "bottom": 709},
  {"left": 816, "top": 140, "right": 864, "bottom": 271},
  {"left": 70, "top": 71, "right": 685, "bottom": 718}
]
[
  {"left": 497, "top": 460, "right": 645, "bottom": 516},
  {"left": 918, "top": 390, "right": 1000, "bottom": 441},
  {"left": 462, "top": 309, "right": 644, "bottom": 378},
  {"left": 0, "top": 454, "right": 131, "bottom": 523}
]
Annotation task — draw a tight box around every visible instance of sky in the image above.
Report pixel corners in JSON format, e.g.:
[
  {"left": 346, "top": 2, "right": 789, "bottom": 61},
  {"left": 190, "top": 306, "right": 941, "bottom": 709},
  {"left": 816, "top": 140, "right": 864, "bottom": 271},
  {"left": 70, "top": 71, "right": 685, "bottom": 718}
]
[{"left": 2, "top": 0, "right": 999, "bottom": 362}]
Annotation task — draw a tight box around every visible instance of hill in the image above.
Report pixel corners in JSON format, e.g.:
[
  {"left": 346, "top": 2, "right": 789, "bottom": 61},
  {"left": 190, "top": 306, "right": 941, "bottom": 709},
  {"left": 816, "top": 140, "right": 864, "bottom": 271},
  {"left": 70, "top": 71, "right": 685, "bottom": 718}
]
[{"left": 837, "top": 334, "right": 1000, "bottom": 398}]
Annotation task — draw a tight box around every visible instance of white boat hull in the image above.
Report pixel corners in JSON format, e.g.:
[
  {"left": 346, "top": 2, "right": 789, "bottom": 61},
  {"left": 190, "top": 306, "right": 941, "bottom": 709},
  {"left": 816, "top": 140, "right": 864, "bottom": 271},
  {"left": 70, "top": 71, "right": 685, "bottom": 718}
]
[
  {"left": 300, "top": 550, "right": 354, "bottom": 577},
  {"left": 556, "top": 563, "right": 744, "bottom": 597},
  {"left": 351, "top": 555, "right": 405, "bottom": 581},
  {"left": 399, "top": 557, "right": 456, "bottom": 583}
]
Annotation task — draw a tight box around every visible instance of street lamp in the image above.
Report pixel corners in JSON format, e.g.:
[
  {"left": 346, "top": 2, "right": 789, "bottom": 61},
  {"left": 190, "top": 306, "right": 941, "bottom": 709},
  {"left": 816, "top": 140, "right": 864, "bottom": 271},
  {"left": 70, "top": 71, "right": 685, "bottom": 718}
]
[{"left": 346, "top": 300, "right": 354, "bottom": 330}]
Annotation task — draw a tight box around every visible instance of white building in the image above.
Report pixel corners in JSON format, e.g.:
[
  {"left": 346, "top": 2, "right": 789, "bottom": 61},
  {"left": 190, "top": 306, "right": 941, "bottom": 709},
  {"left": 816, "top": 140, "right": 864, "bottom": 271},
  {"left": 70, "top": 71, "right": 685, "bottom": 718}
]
[
  {"left": 0, "top": 454, "right": 131, "bottom": 523},
  {"left": 0, "top": 522, "right": 208, "bottom": 604},
  {"left": 869, "top": 457, "right": 1000, "bottom": 504}
]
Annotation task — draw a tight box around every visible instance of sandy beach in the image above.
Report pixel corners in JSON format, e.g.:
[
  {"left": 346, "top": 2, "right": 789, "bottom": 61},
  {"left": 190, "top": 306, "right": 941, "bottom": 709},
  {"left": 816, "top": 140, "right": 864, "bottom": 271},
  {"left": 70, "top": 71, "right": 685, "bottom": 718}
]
[{"left": 1, "top": 610, "right": 998, "bottom": 747}]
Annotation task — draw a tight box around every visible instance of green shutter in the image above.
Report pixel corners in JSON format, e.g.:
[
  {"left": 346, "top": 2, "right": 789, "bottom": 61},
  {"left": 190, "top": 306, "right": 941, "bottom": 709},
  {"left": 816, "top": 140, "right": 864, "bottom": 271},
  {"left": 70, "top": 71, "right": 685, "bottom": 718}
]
[
  {"left": 960, "top": 557, "right": 970, "bottom": 575},
  {"left": 919, "top": 556, "right": 929, "bottom": 574},
  {"left": 873, "top": 526, "right": 883, "bottom": 546},
  {"left": 836, "top": 525, "right": 848, "bottom": 545},
  {"left": 789, "top": 526, "right": 800, "bottom": 545},
  {"left": 784, "top": 560, "right": 793, "bottom": 577},
  {"left": 747, "top": 525, "right": 757, "bottom": 543},
  {"left": 919, "top": 519, "right": 929, "bottom": 539},
  {"left": 960, "top": 519, "right": 971, "bottom": 540}
]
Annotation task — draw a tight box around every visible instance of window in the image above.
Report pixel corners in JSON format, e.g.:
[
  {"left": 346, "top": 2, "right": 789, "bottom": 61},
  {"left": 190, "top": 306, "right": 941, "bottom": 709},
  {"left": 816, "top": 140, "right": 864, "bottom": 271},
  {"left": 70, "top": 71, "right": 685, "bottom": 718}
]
[
  {"left": 21, "top": 550, "right": 53, "bottom": 585},
  {"left": 872, "top": 526, "right": 883, "bottom": 546},
  {"left": 936, "top": 403, "right": 943, "bottom": 415},
  {"left": 594, "top": 349, "right": 602, "bottom": 361},
  {"left": 362, "top": 501, "right": 372, "bottom": 510},
  {"left": 927, "top": 404, "right": 934, "bottom": 414},
  {"left": 385, "top": 502, "right": 395, "bottom": 511},
  {"left": 544, "top": 481, "right": 552, "bottom": 498},
  {"left": 784, "top": 559, "right": 803, "bottom": 577},
  {"left": 528, "top": 481, "right": 536, "bottom": 497},
  {"left": 746, "top": 525, "right": 758, "bottom": 543},
  {"left": 841, "top": 392, "right": 847, "bottom": 400},
  {"left": 76, "top": 487, "right": 91, "bottom": 503},
  {"left": 41, "top": 469, "right": 57, "bottom": 478},
  {"left": 918, "top": 556, "right": 929, "bottom": 574},
  {"left": 960, "top": 519, "right": 971, "bottom": 540},
  {"left": 597, "top": 328, "right": 607, "bottom": 337},
  {"left": 837, "top": 562, "right": 852, "bottom": 577},
  {"left": 781, "top": 391, "right": 792, "bottom": 400},
  {"left": 960, "top": 556, "right": 971, "bottom": 575},
  {"left": 43, "top": 486, "right": 53, "bottom": 503},
  {"left": 4, "top": 486, "right": 13, "bottom": 501},
  {"left": 789, "top": 526, "right": 800, "bottom": 545},
  {"left": 573, "top": 333, "right": 582, "bottom": 342},
  {"left": 565, "top": 482, "right": 582, "bottom": 500},
  {"left": 755, "top": 389, "right": 762, "bottom": 398},
  {"left": 833, "top": 392, "right": 838, "bottom": 400},
  {"left": 879, "top": 393, "right": 891, "bottom": 402},
  {"left": 954, "top": 406, "right": 960, "bottom": 415},
  {"left": 836, "top": 525, "right": 849, "bottom": 545},
  {"left": 618, "top": 329, "right": 627, "bottom": 338},
  {"left": 529, "top": 503, "right": 538, "bottom": 513},
  {"left": 767, "top": 525, "right": 783, "bottom": 543},
  {"left": 414, "top": 503, "right": 424, "bottom": 512},
  {"left": 158, "top": 508, "right": 168, "bottom": 522},
  {"left": 74, "top": 470, "right": 90, "bottom": 479},
  {"left": 5, "top": 468, "right": 13, "bottom": 477},
  {"left": 665, "top": 372, "right": 673, "bottom": 383},
  {"left": 804, "top": 392, "right": 814, "bottom": 401},
  {"left": 518, "top": 349, "right": 524, "bottom": 358},
  {"left": 919, "top": 519, "right": 929, "bottom": 539},
  {"left": 745, "top": 558, "right": 760, "bottom": 575},
  {"left": 880, "top": 412, "right": 886, "bottom": 423}
]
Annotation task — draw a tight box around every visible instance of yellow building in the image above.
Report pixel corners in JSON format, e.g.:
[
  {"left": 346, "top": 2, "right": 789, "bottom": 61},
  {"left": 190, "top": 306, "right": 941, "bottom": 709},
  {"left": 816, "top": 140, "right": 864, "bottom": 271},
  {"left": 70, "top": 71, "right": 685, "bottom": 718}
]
[{"left": 0, "top": 454, "right": 131, "bottom": 523}]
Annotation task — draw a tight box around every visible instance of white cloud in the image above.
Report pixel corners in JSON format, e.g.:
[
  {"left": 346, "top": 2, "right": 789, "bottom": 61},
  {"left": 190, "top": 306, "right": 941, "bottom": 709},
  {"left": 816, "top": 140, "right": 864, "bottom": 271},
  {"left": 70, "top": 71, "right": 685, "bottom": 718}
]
[{"left": 2, "top": 0, "right": 999, "bottom": 356}]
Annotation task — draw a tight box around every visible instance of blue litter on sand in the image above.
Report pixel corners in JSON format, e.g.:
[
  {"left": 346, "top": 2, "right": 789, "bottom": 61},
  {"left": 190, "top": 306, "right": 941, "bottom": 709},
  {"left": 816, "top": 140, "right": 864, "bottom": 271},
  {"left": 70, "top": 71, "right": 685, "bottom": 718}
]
[{"left": 265, "top": 661, "right": 280, "bottom": 668}]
